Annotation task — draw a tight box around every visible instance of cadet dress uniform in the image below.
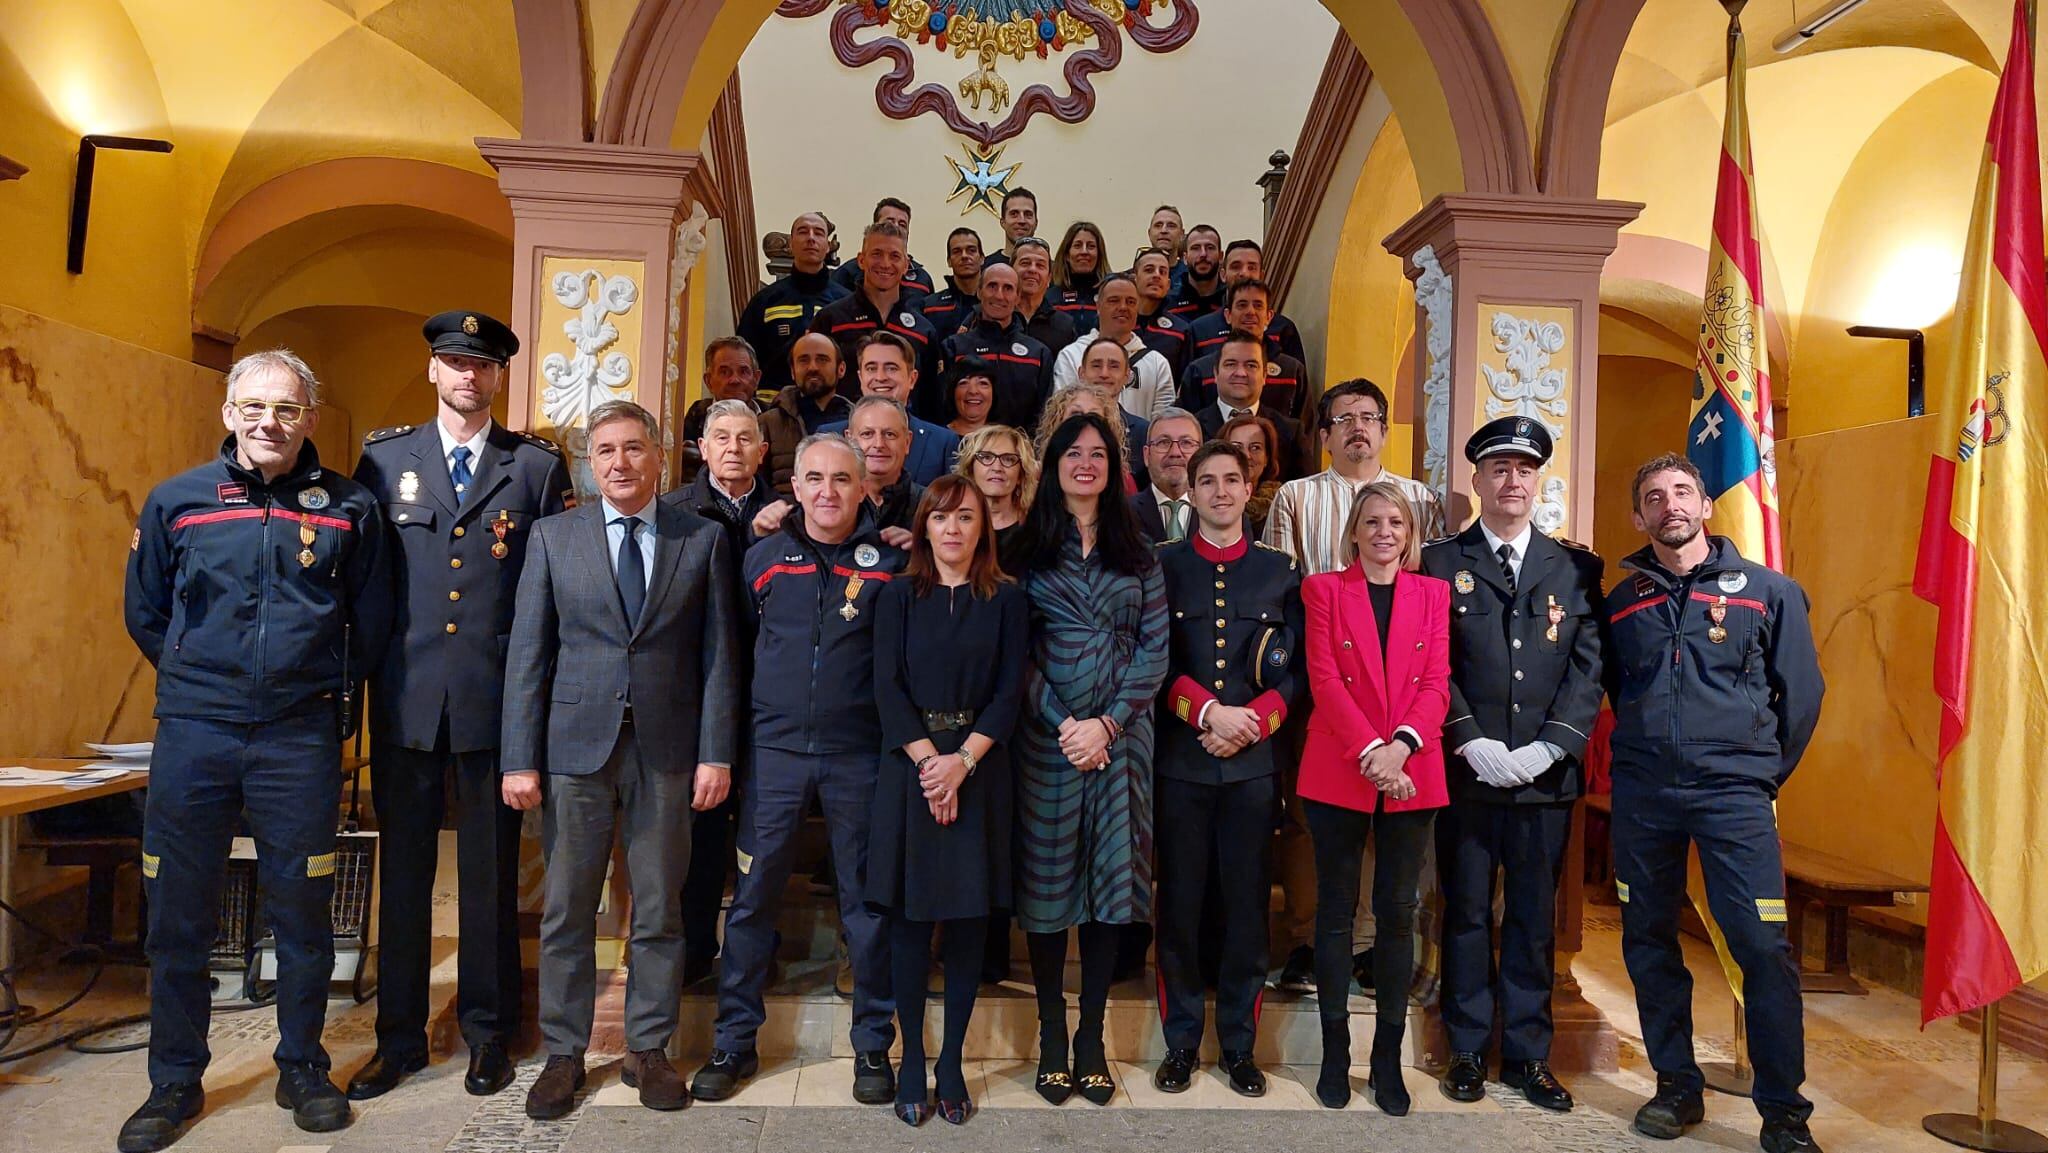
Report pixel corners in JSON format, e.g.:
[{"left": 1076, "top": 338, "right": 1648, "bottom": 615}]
[
  {"left": 1152, "top": 533, "right": 1303, "bottom": 1095},
  {"left": 1419, "top": 418, "right": 1604, "bottom": 1111},
  {"left": 124, "top": 435, "right": 393, "bottom": 1127},
  {"left": 347, "top": 312, "right": 571, "bottom": 1100},
  {"left": 1603, "top": 535, "right": 1824, "bottom": 1148}
]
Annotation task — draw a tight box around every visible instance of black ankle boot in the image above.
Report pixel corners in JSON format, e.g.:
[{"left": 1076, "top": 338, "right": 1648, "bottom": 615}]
[
  {"left": 1072, "top": 1019, "right": 1114, "bottom": 1106},
  {"left": 1034, "top": 1023, "right": 1072, "bottom": 1105},
  {"left": 1367, "top": 1019, "right": 1410, "bottom": 1116},
  {"left": 1316, "top": 1019, "right": 1351, "bottom": 1109}
]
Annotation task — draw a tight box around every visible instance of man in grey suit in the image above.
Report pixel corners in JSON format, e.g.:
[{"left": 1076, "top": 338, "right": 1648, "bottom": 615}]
[{"left": 501, "top": 400, "right": 743, "bottom": 1120}]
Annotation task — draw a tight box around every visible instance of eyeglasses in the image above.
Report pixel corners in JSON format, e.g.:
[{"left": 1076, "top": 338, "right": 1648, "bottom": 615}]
[
  {"left": 1147, "top": 437, "right": 1201, "bottom": 453},
  {"left": 973, "top": 451, "right": 1022, "bottom": 469},
  {"left": 1329, "top": 412, "right": 1387, "bottom": 429},
  {"left": 230, "top": 400, "right": 312, "bottom": 426}
]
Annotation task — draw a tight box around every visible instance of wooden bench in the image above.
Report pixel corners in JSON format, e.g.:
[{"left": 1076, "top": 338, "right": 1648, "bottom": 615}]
[{"left": 1579, "top": 794, "right": 1928, "bottom": 995}]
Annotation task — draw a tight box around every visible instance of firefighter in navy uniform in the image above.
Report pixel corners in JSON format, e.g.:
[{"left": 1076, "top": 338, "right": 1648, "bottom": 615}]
[
  {"left": 1419, "top": 416, "right": 1603, "bottom": 1115},
  {"left": 940, "top": 262, "right": 1053, "bottom": 429},
  {"left": 1133, "top": 247, "right": 1193, "bottom": 381},
  {"left": 1151, "top": 442, "right": 1304, "bottom": 1100},
  {"left": 810, "top": 220, "right": 946, "bottom": 412},
  {"left": 1603, "top": 453, "right": 1824, "bottom": 1153},
  {"left": 737, "top": 211, "right": 850, "bottom": 395},
  {"left": 343, "top": 312, "right": 571, "bottom": 1104},
  {"left": 120, "top": 349, "right": 393, "bottom": 1153}
]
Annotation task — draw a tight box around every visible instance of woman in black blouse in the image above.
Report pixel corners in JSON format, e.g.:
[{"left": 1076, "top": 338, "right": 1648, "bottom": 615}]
[{"left": 867, "top": 475, "right": 1030, "bottom": 1127}]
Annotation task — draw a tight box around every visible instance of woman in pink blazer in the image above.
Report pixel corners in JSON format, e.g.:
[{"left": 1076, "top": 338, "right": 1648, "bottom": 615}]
[{"left": 1297, "top": 481, "right": 1451, "bottom": 1115}]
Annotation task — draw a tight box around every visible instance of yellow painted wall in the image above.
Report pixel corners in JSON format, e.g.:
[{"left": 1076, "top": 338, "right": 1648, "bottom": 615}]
[
  {"left": 1590, "top": 353, "right": 1691, "bottom": 567},
  {"left": 1321, "top": 107, "right": 1420, "bottom": 471}
]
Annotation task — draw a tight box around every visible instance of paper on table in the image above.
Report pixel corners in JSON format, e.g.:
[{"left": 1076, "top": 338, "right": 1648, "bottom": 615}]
[
  {"left": 61, "top": 767, "right": 134, "bottom": 789},
  {"left": 85, "top": 761, "right": 148, "bottom": 775},
  {"left": 0, "top": 766, "right": 97, "bottom": 786},
  {"left": 84, "top": 742, "right": 152, "bottom": 761}
]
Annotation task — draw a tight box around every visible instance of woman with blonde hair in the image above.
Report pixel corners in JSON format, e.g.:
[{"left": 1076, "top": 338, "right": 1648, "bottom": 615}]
[
  {"left": 1037, "top": 380, "right": 1140, "bottom": 496},
  {"left": 956, "top": 424, "right": 1038, "bottom": 571}
]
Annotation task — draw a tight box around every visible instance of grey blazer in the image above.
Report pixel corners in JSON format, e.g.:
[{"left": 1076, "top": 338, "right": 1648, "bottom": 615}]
[{"left": 501, "top": 499, "right": 742, "bottom": 776}]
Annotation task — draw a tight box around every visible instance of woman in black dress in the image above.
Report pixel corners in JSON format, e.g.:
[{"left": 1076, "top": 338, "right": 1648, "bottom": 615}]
[{"left": 867, "top": 475, "right": 1029, "bottom": 1127}]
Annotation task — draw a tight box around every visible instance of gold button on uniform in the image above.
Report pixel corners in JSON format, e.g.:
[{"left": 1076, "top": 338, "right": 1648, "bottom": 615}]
[
  {"left": 1215, "top": 638, "right": 1227, "bottom": 649},
  {"left": 453, "top": 526, "right": 465, "bottom": 538},
  {"left": 1213, "top": 680, "right": 1225, "bottom": 690},
  {"left": 1215, "top": 599, "right": 1226, "bottom": 608},
  {"left": 445, "top": 622, "right": 458, "bottom": 634},
  {"left": 448, "top": 590, "right": 461, "bottom": 602},
  {"left": 450, "top": 558, "right": 462, "bottom": 569},
  {"left": 1215, "top": 618, "right": 1226, "bottom": 628},
  {"left": 1216, "top": 659, "right": 1227, "bottom": 669},
  {"left": 1215, "top": 581, "right": 1225, "bottom": 590}
]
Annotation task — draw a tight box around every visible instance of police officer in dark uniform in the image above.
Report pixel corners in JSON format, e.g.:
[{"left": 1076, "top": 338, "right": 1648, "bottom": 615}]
[
  {"left": 1151, "top": 441, "right": 1303, "bottom": 1099},
  {"left": 738, "top": 211, "right": 850, "bottom": 395},
  {"left": 1603, "top": 453, "right": 1824, "bottom": 1153},
  {"left": 1420, "top": 416, "right": 1604, "bottom": 1114},
  {"left": 340, "top": 312, "right": 569, "bottom": 1103},
  {"left": 121, "top": 349, "right": 393, "bottom": 1152}
]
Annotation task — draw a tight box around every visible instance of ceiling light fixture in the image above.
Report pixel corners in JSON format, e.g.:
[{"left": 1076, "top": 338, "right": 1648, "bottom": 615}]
[{"left": 1771, "top": 0, "right": 1871, "bottom": 53}]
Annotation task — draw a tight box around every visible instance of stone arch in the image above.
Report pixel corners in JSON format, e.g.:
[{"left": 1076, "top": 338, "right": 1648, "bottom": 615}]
[
  {"left": 1539, "top": 0, "right": 1650, "bottom": 197},
  {"left": 514, "top": 0, "right": 591, "bottom": 141}
]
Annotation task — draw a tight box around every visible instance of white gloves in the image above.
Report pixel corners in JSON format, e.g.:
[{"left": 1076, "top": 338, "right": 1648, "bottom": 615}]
[{"left": 1458, "top": 739, "right": 1563, "bottom": 787}]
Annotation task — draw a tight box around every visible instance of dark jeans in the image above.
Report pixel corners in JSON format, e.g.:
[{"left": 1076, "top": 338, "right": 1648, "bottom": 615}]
[
  {"left": 371, "top": 738, "right": 523, "bottom": 1056},
  {"left": 143, "top": 712, "right": 343, "bottom": 1085},
  {"left": 1302, "top": 798, "right": 1433, "bottom": 1025}
]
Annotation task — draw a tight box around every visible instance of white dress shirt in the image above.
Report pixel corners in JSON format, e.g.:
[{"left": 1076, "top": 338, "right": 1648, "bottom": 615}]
[
  {"left": 1151, "top": 485, "right": 1190, "bottom": 540},
  {"left": 1478, "top": 520, "right": 1535, "bottom": 582},
  {"left": 601, "top": 495, "right": 658, "bottom": 590},
  {"left": 436, "top": 420, "right": 492, "bottom": 489}
]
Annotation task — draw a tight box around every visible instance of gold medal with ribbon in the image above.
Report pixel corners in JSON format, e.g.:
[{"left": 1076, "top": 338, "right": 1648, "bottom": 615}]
[
  {"left": 298, "top": 520, "right": 318, "bottom": 569},
  {"left": 1707, "top": 594, "right": 1729, "bottom": 643},
  {"left": 1545, "top": 594, "right": 1564, "bottom": 644},
  {"left": 491, "top": 510, "right": 512, "bottom": 559},
  {"left": 840, "top": 573, "right": 865, "bottom": 621}
]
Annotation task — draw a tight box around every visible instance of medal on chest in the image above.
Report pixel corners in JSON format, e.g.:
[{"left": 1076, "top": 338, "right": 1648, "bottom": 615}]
[
  {"left": 1545, "top": 594, "right": 1564, "bottom": 644},
  {"left": 298, "top": 521, "right": 318, "bottom": 569},
  {"left": 840, "top": 574, "right": 864, "bottom": 621},
  {"left": 1707, "top": 595, "right": 1729, "bottom": 644},
  {"left": 491, "top": 510, "right": 512, "bottom": 559}
]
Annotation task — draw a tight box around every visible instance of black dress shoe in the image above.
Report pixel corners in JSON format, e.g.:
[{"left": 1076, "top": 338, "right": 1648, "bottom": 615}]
[
  {"left": 274, "top": 1063, "right": 352, "bottom": 1133},
  {"left": 1439, "top": 1051, "right": 1487, "bottom": 1103},
  {"left": 689, "top": 1049, "right": 759, "bottom": 1102},
  {"left": 1761, "top": 1119, "right": 1824, "bottom": 1153},
  {"left": 117, "top": 1083, "right": 204, "bottom": 1153},
  {"left": 1633, "top": 1076, "right": 1705, "bottom": 1140},
  {"left": 1153, "top": 1048, "right": 1197, "bottom": 1093},
  {"left": 1219, "top": 1050, "right": 1265, "bottom": 1097},
  {"left": 345, "top": 1050, "right": 427, "bottom": 1101},
  {"left": 1503, "top": 1059, "right": 1572, "bottom": 1112},
  {"left": 852, "top": 1050, "right": 897, "bottom": 1105},
  {"left": 465, "top": 1044, "right": 515, "bottom": 1097},
  {"left": 1273, "top": 944, "right": 1316, "bottom": 993}
]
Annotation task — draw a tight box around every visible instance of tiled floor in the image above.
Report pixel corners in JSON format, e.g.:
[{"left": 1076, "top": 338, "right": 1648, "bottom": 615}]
[{"left": 2, "top": 844, "right": 2042, "bottom": 1153}]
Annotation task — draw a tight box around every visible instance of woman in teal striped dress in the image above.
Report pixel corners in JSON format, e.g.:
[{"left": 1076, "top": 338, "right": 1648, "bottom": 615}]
[{"left": 1015, "top": 412, "right": 1169, "bottom": 1106}]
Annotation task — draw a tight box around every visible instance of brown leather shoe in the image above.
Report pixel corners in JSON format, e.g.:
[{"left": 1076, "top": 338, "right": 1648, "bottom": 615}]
[
  {"left": 524, "top": 1055, "right": 586, "bottom": 1121},
  {"left": 622, "top": 1049, "right": 690, "bottom": 1111}
]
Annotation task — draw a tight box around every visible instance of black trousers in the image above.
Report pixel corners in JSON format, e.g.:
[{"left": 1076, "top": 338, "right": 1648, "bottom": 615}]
[
  {"left": 1154, "top": 774, "right": 1274, "bottom": 1051},
  {"left": 371, "top": 738, "right": 524, "bottom": 1056},
  {"left": 1435, "top": 800, "right": 1573, "bottom": 1062},
  {"left": 681, "top": 793, "right": 737, "bottom": 972},
  {"left": 1303, "top": 798, "right": 1432, "bottom": 1025}
]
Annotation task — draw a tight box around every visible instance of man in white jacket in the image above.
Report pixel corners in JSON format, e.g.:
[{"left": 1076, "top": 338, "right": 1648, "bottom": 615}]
[{"left": 1052, "top": 272, "right": 1178, "bottom": 422}]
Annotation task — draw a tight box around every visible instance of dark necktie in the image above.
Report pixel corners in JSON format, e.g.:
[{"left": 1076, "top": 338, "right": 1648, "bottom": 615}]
[
  {"left": 1497, "top": 542, "right": 1518, "bottom": 594},
  {"left": 450, "top": 445, "right": 473, "bottom": 503},
  {"left": 616, "top": 515, "right": 645, "bottom": 628}
]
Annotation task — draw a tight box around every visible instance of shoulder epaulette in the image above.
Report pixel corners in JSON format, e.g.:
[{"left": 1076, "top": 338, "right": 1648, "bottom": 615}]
[
  {"left": 1558, "top": 536, "right": 1600, "bottom": 558},
  {"left": 1424, "top": 533, "right": 1458, "bottom": 547},
  {"left": 363, "top": 424, "right": 413, "bottom": 445},
  {"left": 518, "top": 430, "right": 565, "bottom": 455},
  {"left": 1252, "top": 540, "right": 1298, "bottom": 570}
]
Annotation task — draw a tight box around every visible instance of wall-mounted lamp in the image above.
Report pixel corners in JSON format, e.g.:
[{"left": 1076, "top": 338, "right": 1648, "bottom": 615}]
[
  {"left": 1771, "top": 0, "right": 1871, "bottom": 52},
  {"left": 67, "top": 134, "right": 173, "bottom": 274},
  {"left": 1847, "top": 324, "right": 1925, "bottom": 417}
]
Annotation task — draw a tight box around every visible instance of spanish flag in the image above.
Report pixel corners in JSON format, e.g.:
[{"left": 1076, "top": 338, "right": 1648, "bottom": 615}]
[
  {"left": 1913, "top": 0, "right": 2048, "bottom": 1025},
  {"left": 1684, "top": 6, "right": 1780, "bottom": 1002}
]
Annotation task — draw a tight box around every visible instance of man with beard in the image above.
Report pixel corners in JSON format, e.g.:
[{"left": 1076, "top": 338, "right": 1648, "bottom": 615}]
[
  {"left": 1183, "top": 240, "right": 1307, "bottom": 364},
  {"left": 1133, "top": 247, "right": 1192, "bottom": 380},
  {"left": 1166, "top": 225, "right": 1224, "bottom": 320},
  {"left": 919, "top": 226, "right": 984, "bottom": 336},
  {"left": 811, "top": 221, "right": 945, "bottom": 398},
  {"left": 1013, "top": 236, "right": 1079, "bottom": 353},
  {"left": 832, "top": 197, "right": 936, "bottom": 297},
  {"left": 1421, "top": 417, "right": 1605, "bottom": 1117},
  {"left": 1260, "top": 379, "right": 1443, "bottom": 993},
  {"left": 1602, "top": 453, "right": 1824, "bottom": 1153},
  {"left": 679, "top": 337, "right": 765, "bottom": 484},
  {"left": 347, "top": 311, "right": 569, "bottom": 1105},
  {"left": 739, "top": 212, "right": 849, "bottom": 394},
  {"left": 760, "top": 332, "right": 853, "bottom": 494},
  {"left": 942, "top": 261, "right": 1054, "bottom": 430}
]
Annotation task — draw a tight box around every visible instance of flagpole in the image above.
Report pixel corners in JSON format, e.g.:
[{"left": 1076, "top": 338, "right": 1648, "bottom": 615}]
[{"left": 1923, "top": 1000, "right": 2048, "bottom": 1151}]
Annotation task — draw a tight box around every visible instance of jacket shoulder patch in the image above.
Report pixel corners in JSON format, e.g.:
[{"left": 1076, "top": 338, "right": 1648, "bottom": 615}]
[
  {"left": 363, "top": 424, "right": 413, "bottom": 445},
  {"left": 518, "top": 431, "right": 564, "bottom": 455}
]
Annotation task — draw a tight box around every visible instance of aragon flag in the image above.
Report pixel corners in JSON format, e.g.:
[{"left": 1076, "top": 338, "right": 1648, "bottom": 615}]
[
  {"left": 1912, "top": 0, "right": 2048, "bottom": 1025},
  {"left": 1684, "top": 7, "right": 1781, "bottom": 1002}
]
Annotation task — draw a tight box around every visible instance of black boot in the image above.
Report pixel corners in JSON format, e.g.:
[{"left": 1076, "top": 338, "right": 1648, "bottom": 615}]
[
  {"left": 1367, "top": 1018, "right": 1410, "bottom": 1116},
  {"left": 1316, "top": 1018, "right": 1351, "bottom": 1109},
  {"left": 1072, "top": 1016, "right": 1115, "bottom": 1106},
  {"left": 1034, "top": 1021, "right": 1072, "bottom": 1105}
]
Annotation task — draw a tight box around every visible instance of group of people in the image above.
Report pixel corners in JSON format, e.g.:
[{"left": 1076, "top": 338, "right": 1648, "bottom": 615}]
[{"left": 110, "top": 194, "right": 1828, "bottom": 1153}]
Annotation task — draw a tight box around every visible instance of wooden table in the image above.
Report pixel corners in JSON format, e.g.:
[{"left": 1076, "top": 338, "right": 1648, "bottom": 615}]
[{"left": 0, "top": 759, "right": 151, "bottom": 968}]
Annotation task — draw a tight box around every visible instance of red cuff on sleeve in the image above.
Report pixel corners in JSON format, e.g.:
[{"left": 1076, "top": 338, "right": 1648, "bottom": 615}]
[
  {"left": 1250, "top": 689, "right": 1288, "bottom": 738},
  {"left": 1168, "top": 676, "right": 1218, "bottom": 730}
]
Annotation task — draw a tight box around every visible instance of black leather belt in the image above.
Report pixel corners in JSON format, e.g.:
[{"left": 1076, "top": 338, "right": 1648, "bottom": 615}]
[{"left": 923, "top": 708, "right": 976, "bottom": 733}]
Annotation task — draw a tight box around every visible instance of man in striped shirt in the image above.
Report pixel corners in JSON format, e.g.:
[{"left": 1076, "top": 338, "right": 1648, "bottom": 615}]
[{"left": 1259, "top": 377, "right": 1444, "bottom": 993}]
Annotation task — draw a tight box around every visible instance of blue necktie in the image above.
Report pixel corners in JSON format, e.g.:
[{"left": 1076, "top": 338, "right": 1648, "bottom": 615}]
[
  {"left": 616, "top": 516, "right": 645, "bottom": 628},
  {"left": 450, "top": 445, "right": 473, "bottom": 502}
]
